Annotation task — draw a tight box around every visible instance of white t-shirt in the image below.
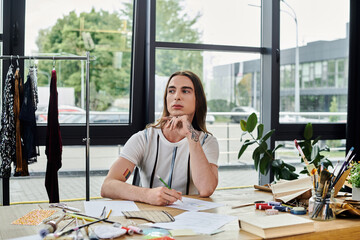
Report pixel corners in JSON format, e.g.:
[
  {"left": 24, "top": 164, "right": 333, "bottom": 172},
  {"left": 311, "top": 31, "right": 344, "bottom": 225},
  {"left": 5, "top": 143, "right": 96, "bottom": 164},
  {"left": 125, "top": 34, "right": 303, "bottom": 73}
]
[{"left": 120, "top": 127, "right": 219, "bottom": 194}]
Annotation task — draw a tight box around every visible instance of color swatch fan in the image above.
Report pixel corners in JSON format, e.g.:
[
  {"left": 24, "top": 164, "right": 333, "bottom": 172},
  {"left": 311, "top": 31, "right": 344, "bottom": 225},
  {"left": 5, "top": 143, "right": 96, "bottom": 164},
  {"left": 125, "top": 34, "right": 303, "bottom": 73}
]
[
  {"left": 122, "top": 210, "right": 175, "bottom": 223},
  {"left": 12, "top": 209, "right": 57, "bottom": 225}
]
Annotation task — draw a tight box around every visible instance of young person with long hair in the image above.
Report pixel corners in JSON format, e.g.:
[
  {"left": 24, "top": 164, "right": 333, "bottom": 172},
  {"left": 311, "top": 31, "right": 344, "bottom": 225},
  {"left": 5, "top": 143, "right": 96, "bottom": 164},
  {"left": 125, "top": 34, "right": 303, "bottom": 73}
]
[{"left": 101, "top": 70, "right": 219, "bottom": 206}]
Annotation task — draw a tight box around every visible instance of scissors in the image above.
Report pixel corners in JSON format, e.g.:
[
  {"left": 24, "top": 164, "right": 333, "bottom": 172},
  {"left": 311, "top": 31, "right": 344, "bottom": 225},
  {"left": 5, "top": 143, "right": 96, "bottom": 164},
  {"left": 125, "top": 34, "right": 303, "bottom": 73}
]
[{"left": 49, "top": 203, "right": 81, "bottom": 212}]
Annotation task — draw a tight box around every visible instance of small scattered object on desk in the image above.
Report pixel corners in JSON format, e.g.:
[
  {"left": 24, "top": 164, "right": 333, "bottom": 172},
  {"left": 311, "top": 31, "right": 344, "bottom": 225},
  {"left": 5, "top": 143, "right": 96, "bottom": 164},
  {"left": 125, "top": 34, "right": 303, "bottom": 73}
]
[
  {"left": 49, "top": 203, "right": 81, "bottom": 212},
  {"left": 141, "top": 227, "right": 171, "bottom": 238},
  {"left": 39, "top": 214, "right": 66, "bottom": 237},
  {"left": 148, "top": 237, "right": 175, "bottom": 240},
  {"left": 122, "top": 210, "right": 175, "bottom": 223},
  {"left": 88, "top": 225, "right": 99, "bottom": 240},
  {"left": 128, "top": 225, "right": 143, "bottom": 234},
  {"left": 232, "top": 200, "right": 265, "bottom": 209},
  {"left": 254, "top": 202, "right": 290, "bottom": 212},
  {"left": 253, "top": 184, "right": 272, "bottom": 192},
  {"left": 12, "top": 209, "right": 57, "bottom": 225},
  {"left": 265, "top": 209, "right": 279, "bottom": 215},
  {"left": 268, "top": 201, "right": 281, "bottom": 206},
  {"left": 121, "top": 226, "right": 134, "bottom": 235},
  {"left": 93, "top": 225, "right": 127, "bottom": 239},
  {"left": 290, "top": 207, "right": 307, "bottom": 215},
  {"left": 54, "top": 218, "right": 107, "bottom": 237},
  {"left": 42, "top": 212, "right": 63, "bottom": 224}
]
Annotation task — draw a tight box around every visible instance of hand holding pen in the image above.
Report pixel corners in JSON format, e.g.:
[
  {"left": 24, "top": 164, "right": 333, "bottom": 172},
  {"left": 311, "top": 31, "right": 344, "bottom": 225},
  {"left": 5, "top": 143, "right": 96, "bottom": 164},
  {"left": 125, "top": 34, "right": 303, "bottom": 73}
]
[{"left": 157, "top": 175, "right": 183, "bottom": 204}]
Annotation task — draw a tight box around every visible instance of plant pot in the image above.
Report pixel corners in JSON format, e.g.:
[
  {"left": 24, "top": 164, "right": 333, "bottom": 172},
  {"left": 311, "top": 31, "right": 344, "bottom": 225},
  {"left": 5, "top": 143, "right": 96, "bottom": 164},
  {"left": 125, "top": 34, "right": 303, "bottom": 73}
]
[{"left": 352, "top": 186, "right": 360, "bottom": 201}]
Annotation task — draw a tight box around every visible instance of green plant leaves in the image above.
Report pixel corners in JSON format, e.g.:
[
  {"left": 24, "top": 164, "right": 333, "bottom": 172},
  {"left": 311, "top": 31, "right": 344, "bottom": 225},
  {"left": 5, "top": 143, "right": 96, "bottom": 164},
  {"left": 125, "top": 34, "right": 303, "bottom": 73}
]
[
  {"left": 237, "top": 112, "right": 300, "bottom": 181},
  {"left": 246, "top": 113, "right": 258, "bottom": 132},
  {"left": 262, "top": 130, "right": 275, "bottom": 142},
  {"left": 253, "top": 147, "right": 261, "bottom": 171},
  {"left": 240, "top": 131, "right": 247, "bottom": 142},
  {"left": 240, "top": 120, "right": 246, "bottom": 131},
  {"left": 259, "top": 153, "right": 271, "bottom": 175},
  {"left": 272, "top": 144, "right": 284, "bottom": 154},
  {"left": 349, "top": 163, "right": 360, "bottom": 188},
  {"left": 238, "top": 142, "right": 248, "bottom": 159},
  {"left": 311, "top": 145, "right": 319, "bottom": 160},
  {"left": 304, "top": 123, "right": 313, "bottom": 140},
  {"left": 257, "top": 124, "right": 264, "bottom": 139},
  {"left": 283, "top": 162, "right": 296, "bottom": 172},
  {"left": 279, "top": 168, "right": 299, "bottom": 180},
  {"left": 312, "top": 136, "right": 321, "bottom": 145},
  {"left": 259, "top": 141, "right": 268, "bottom": 153}
]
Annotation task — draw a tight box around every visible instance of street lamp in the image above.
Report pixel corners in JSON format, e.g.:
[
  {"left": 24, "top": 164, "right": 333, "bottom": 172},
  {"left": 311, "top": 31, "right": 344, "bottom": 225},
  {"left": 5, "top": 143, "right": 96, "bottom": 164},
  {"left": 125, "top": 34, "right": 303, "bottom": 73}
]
[
  {"left": 281, "top": 0, "right": 300, "bottom": 114},
  {"left": 249, "top": 1, "right": 300, "bottom": 115}
]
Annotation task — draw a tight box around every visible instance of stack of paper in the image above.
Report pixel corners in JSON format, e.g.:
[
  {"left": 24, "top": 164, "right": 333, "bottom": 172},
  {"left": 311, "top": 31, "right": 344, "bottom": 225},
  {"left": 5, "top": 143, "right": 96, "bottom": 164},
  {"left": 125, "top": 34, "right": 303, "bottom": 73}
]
[{"left": 151, "top": 211, "right": 237, "bottom": 235}]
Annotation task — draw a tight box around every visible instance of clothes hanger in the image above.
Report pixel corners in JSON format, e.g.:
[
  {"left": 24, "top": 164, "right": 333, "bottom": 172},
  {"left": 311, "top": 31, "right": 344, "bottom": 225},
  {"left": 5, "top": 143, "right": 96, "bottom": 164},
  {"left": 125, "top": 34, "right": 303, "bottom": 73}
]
[
  {"left": 16, "top": 55, "right": 20, "bottom": 70},
  {"left": 10, "top": 55, "right": 14, "bottom": 67},
  {"left": 33, "top": 56, "right": 37, "bottom": 69},
  {"left": 29, "top": 56, "right": 33, "bottom": 68},
  {"left": 53, "top": 56, "right": 56, "bottom": 70}
]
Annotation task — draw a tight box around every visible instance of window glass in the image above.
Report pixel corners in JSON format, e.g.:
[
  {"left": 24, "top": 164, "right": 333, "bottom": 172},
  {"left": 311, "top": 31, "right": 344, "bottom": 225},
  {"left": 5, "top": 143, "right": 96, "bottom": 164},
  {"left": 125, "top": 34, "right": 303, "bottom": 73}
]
[
  {"left": 156, "top": 0, "right": 261, "bottom": 47},
  {"left": 0, "top": 0, "right": 2, "bottom": 34},
  {"left": 155, "top": 49, "right": 260, "bottom": 187},
  {"left": 25, "top": 0, "right": 133, "bottom": 124},
  {"left": 275, "top": 139, "right": 345, "bottom": 177},
  {"left": 279, "top": 0, "right": 349, "bottom": 123},
  {"left": 0, "top": 0, "right": 2, "bottom": 114},
  {"left": 10, "top": 145, "right": 118, "bottom": 202}
]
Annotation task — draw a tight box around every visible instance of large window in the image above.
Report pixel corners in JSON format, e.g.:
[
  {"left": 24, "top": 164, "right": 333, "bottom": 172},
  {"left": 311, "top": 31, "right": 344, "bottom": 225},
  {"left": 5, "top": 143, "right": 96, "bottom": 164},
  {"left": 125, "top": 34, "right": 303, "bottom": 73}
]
[
  {"left": 154, "top": 0, "right": 262, "bottom": 188},
  {"left": 279, "top": 0, "right": 349, "bottom": 124},
  {"left": 156, "top": 0, "right": 261, "bottom": 47},
  {"left": 26, "top": 0, "right": 133, "bottom": 125},
  {"left": 1, "top": 0, "right": 352, "bottom": 204},
  {"left": 2, "top": 0, "right": 143, "bottom": 204}
]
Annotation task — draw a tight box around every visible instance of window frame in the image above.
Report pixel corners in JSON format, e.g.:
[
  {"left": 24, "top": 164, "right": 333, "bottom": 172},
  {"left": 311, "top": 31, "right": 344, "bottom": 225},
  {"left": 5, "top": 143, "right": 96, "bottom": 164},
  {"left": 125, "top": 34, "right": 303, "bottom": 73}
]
[
  {"left": 0, "top": 0, "right": 350, "bottom": 185},
  {"left": 2, "top": 0, "right": 149, "bottom": 146}
]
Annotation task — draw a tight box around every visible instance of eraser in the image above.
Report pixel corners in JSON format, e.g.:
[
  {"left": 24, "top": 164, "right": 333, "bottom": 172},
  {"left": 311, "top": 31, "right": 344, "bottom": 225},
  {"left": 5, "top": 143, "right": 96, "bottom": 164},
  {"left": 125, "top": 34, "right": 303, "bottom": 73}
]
[{"left": 265, "top": 209, "right": 279, "bottom": 215}]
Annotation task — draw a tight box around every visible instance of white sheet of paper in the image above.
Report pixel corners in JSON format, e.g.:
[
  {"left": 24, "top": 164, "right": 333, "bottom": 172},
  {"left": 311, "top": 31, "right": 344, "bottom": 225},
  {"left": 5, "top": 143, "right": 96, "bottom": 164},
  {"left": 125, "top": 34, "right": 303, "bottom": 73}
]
[
  {"left": 150, "top": 211, "right": 237, "bottom": 235},
  {"left": 9, "top": 235, "right": 42, "bottom": 240},
  {"left": 84, "top": 200, "right": 139, "bottom": 217},
  {"left": 167, "top": 197, "right": 223, "bottom": 211}
]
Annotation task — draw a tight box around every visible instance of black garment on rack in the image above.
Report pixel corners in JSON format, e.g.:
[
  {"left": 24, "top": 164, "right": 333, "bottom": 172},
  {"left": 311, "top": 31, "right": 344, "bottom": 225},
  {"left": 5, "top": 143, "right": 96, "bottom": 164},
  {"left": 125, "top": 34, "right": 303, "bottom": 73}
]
[
  {"left": 19, "top": 73, "right": 39, "bottom": 165},
  {"left": 0, "top": 65, "right": 16, "bottom": 178},
  {"left": 45, "top": 69, "right": 63, "bottom": 203},
  {"left": 14, "top": 68, "right": 28, "bottom": 176}
]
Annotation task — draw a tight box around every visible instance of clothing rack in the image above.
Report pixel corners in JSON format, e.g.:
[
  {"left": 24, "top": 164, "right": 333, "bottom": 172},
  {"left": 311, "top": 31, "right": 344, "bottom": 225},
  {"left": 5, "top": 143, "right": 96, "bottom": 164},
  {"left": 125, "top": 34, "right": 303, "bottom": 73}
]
[{"left": 0, "top": 52, "right": 92, "bottom": 205}]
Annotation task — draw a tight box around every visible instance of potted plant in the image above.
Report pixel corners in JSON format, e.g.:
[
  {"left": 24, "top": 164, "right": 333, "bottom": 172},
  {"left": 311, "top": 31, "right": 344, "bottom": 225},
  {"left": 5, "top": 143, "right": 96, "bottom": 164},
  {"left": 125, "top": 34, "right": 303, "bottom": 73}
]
[
  {"left": 238, "top": 113, "right": 298, "bottom": 180},
  {"left": 238, "top": 114, "right": 332, "bottom": 181},
  {"left": 348, "top": 162, "right": 360, "bottom": 201}
]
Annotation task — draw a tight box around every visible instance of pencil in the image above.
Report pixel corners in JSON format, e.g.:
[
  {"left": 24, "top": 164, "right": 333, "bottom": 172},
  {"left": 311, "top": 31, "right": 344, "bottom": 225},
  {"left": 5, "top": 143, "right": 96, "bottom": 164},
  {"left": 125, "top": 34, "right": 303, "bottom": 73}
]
[
  {"left": 157, "top": 175, "right": 171, "bottom": 189},
  {"left": 106, "top": 209, "right": 112, "bottom": 219},
  {"left": 66, "top": 213, "right": 98, "bottom": 222}
]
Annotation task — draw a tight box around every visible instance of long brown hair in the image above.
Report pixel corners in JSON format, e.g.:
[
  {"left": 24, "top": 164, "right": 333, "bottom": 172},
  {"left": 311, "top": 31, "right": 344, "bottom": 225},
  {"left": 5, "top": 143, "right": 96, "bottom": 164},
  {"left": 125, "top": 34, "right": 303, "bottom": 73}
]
[{"left": 148, "top": 70, "right": 210, "bottom": 134}]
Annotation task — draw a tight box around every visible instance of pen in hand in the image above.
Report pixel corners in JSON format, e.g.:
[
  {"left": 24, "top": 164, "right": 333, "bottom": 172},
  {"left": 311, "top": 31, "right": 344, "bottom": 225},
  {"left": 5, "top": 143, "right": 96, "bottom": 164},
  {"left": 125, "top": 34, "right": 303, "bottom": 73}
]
[{"left": 156, "top": 175, "right": 183, "bottom": 203}]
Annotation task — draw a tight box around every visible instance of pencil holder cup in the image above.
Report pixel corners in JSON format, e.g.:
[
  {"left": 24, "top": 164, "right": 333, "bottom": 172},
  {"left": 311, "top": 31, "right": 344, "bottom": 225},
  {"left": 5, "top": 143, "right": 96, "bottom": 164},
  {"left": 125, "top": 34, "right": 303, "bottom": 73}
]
[
  {"left": 352, "top": 186, "right": 360, "bottom": 201},
  {"left": 308, "top": 189, "right": 316, "bottom": 217},
  {"left": 310, "top": 189, "right": 336, "bottom": 221}
]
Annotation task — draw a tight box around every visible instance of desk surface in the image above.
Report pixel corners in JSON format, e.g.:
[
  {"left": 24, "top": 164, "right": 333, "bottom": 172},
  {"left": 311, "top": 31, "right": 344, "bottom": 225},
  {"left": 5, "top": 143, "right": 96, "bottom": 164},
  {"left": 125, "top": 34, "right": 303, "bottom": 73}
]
[{"left": 1, "top": 188, "right": 360, "bottom": 240}]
